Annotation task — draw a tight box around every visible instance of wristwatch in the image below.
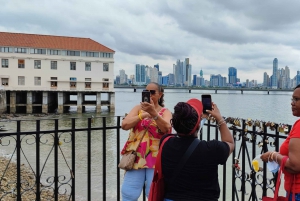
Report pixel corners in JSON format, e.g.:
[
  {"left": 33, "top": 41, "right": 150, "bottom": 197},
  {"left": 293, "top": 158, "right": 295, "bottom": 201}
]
[{"left": 153, "top": 115, "right": 159, "bottom": 120}]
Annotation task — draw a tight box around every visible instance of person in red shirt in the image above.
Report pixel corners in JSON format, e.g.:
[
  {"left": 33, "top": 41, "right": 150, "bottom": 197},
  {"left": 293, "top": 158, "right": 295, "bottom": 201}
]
[{"left": 261, "top": 84, "right": 300, "bottom": 200}]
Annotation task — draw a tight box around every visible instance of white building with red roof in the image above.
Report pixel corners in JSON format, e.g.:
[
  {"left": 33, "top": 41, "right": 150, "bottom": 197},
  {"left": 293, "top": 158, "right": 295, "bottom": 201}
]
[{"left": 0, "top": 32, "right": 115, "bottom": 114}]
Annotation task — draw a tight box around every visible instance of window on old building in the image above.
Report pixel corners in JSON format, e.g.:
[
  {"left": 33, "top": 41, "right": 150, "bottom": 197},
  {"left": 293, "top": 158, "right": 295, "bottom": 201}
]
[
  {"left": 18, "top": 59, "right": 25, "bottom": 68},
  {"left": 103, "top": 63, "right": 109, "bottom": 71},
  {"left": 51, "top": 61, "right": 57, "bottom": 70},
  {"left": 34, "top": 60, "right": 41, "bottom": 69},
  {"left": 1, "top": 59, "right": 8, "bottom": 68},
  {"left": 18, "top": 76, "right": 25, "bottom": 85},
  {"left": 34, "top": 77, "right": 41, "bottom": 85},
  {"left": 70, "top": 62, "right": 76, "bottom": 70}
]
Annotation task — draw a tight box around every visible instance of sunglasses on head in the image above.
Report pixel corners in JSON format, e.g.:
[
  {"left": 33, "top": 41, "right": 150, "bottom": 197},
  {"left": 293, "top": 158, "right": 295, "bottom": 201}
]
[{"left": 144, "top": 90, "right": 157, "bottom": 95}]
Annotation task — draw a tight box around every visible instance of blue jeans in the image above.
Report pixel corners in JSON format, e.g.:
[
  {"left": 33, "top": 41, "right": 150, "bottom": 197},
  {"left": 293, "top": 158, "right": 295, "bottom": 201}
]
[
  {"left": 121, "top": 168, "right": 154, "bottom": 201},
  {"left": 288, "top": 193, "right": 300, "bottom": 201}
]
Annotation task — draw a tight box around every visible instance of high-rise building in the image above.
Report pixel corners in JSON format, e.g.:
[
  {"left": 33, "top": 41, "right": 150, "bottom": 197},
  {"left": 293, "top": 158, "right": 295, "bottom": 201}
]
[
  {"left": 285, "top": 66, "right": 291, "bottom": 89},
  {"left": 148, "top": 66, "right": 158, "bottom": 83},
  {"left": 183, "top": 58, "right": 192, "bottom": 86},
  {"left": 174, "top": 60, "right": 183, "bottom": 86},
  {"left": 129, "top": 75, "right": 135, "bottom": 84},
  {"left": 158, "top": 71, "right": 162, "bottom": 85},
  {"left": 210, "top": 74, "right": 225, "bottom": 87},
  {"left": 193, "top": 75, "right": 197, "bottom": 86},
  {"left": 115, "top": 75, "right": 120, "bottom": 85},
  {"left": 154, "top": 64, "right": 159, "bottom": 71},
  {"left": 119, "top": 69, "right": 126, "bottom": 84},
  {"left": 200, "top": 69, "right": 203, "bottom": 77},
  {"left": 272, "top": 58, "right": 278, "bottom": 89},
  {"left": 263, "top": 72, "right": 269, "bottom": 87},
  {"left": 228, "top": 67, "right": 237, "bottom": 84},
  {"left": 168, "top": 73, "right": 175, "bottom": 86},
  {"left": 135, "top": 64, "right": 146, "bottom": 85},
  {"left": 162, "top": 76, "right": 169, "bottom": 85}
]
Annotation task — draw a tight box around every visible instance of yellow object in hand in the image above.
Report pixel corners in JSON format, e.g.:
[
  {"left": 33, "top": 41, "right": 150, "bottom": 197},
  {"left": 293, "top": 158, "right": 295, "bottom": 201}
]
[{"left": 252, "top": 160, "right": 259, "bottom": 172}]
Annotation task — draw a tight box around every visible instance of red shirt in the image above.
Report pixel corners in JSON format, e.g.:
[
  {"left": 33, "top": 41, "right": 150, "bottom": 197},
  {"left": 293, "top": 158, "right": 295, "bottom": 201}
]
[{"left": 280, "top": 119, "right": 300, "bottom": 192}]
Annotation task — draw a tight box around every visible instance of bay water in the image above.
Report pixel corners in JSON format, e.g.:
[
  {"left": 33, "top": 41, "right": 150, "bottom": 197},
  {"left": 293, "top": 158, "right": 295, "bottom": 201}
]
[{"left": 0, "top": 88, "right": 296, "bottom": 200}]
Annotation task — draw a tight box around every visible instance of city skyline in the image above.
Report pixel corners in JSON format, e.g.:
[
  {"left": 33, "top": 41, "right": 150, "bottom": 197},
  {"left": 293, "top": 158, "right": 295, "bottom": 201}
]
[
  {"left": 2, "top": 1, "right": 300, "bottom": 83},
  {"left": 118, "top": 57, "right": 299, "bottom": 87}
]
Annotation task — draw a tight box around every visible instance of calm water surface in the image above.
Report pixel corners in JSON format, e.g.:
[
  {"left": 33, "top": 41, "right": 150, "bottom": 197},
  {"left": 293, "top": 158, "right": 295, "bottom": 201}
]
[{"left": 0, "top": 88, "right": 296, "bottom": 200}]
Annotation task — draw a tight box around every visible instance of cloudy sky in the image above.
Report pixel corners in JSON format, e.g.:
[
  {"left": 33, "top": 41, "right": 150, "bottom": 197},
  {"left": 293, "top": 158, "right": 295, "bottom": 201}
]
[{"left": 1, "top": 0, "right": 300, "bottom": 83}]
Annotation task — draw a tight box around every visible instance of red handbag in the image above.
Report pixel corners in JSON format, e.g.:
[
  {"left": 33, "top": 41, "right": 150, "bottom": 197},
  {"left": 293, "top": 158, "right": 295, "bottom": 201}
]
[
  {"left": 262, "top": 156, "right": 295, "bottom": 201},
  {"left": 148, "top": 136, "right": 173, "bottom": 201}
]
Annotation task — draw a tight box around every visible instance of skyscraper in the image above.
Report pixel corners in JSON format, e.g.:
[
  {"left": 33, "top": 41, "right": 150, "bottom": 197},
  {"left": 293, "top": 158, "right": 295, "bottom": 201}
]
[
  {"left": 119, "top": 69, "right": 126, "bottom": 84},
  {"left": 228, "top": 67, "right": 237, "bottom": 84},
  {"left": 154, "top": 64, "right": 159, "bottom": 71},
  {"left": 272, "top": 58, "right": 278, "bottom": 89},
  {"left": 263, "top": 72, "right": 269, "bottom": 87},
  {"left": 135, "top": 64, "right": 146, "bottom": 85}
]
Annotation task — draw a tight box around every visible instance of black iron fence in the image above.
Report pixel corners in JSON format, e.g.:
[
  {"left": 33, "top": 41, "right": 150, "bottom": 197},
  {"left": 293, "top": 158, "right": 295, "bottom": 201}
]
[{"left": 0, "top": 116, "right": 290, "bottom": 201}]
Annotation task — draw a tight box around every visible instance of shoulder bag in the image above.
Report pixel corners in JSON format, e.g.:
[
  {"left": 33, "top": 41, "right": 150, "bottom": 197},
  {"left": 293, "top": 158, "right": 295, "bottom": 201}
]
[
  {"left": 262, "top": 156, "right": 295, "bottom": 201},
  {"left": 148, "top": 137, "right": 200, "bottom": 201},
  {"left": 118, "top": 128, "right": 148, "bottom": 171}
]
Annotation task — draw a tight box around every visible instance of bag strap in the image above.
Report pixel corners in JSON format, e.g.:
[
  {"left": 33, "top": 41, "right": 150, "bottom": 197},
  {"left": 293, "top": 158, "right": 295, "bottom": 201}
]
[
  {"left": 273, "top": 156, "right": 288, "bottom": 199},
  {"left": 286, "top": 169, "right": 296, "bottom": 201},
  {"left": 167, "top": 138, "right": 200, "bottom": 190},
  {"left": 134, "top": 128, "right": 148, "bottom": 152},
  {"left": 133, "top": 120, "right": 152, "bottom": 152},
  {"left": 155, "top": 135, "right": 174, "bottom": 177}
]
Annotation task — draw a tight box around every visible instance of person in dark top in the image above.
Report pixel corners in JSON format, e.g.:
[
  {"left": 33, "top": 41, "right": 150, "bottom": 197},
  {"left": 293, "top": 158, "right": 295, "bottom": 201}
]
[{"left": 161, "top": 98, "right": 235, "bottom": 201}]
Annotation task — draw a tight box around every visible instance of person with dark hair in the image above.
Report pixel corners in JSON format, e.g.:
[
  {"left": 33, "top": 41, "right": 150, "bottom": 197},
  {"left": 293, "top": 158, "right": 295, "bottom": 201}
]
[
  {"left": 261, "top": 84, "right": 300, "bottom": 200},
  {"left": 160, "top": 98, "right": 234, "bottom": 201},
  {"left": 120, "top": 82, "right": 172, "bottom": 201}
]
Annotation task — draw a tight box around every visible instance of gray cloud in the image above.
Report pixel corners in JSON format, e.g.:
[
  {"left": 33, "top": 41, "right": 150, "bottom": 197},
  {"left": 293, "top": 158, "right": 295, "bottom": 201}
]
[{"left": 1, "top": 0, "right": 300, "bottom": 82}]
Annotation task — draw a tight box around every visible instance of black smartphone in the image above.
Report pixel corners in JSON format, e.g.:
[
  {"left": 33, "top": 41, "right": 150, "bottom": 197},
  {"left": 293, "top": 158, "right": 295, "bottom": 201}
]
[
  {"left": 142, "top": 90, "right": 150, "bottom": 103},
  {"left": 201, "top": 94, "right": 212, "bottom": 113}
]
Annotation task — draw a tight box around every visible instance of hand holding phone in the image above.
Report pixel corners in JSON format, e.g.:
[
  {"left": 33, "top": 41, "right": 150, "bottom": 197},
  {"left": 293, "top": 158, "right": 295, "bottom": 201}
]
[
  {"left": 201, "top": 94, "right": 212, "bottom": 113},
  {"left": 142, "top": 90, "right": 151, "bottom": 103}
]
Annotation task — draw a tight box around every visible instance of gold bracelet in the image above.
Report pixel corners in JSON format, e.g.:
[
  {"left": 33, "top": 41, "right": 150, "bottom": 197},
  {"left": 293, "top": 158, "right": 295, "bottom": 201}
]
[
  {"left": 267, "top": 152, "right": 272, "bottom": 162},
  {"left": 138, "top": 113, "right": 143, "bottom": 121},
  {"left": 218, "top": 119, "right": 225, "bottom": 124},
  {"left": 271, "top": 152, "right": 277, "bottom": 161},
  {"left": 217, "top": 121, "right": 226, "bottom": 128},
  {"left": 269, "top": 151, "right": 276, "bottom": 161}
]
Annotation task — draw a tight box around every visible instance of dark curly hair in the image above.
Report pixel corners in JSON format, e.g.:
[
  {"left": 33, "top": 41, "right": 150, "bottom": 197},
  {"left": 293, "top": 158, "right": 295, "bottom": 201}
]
[
  {"left": 171, "top": 102, "right": 199, "bottom": 135},
  {"left": 149, "top": 82, "right": 165, "bottom": 107}
]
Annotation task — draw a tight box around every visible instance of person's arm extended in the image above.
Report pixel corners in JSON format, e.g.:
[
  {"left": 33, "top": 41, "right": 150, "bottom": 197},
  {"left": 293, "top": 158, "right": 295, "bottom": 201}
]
[
  {"left": 150, "top": 108, "right": 172, "bottom": 134},
  {"left": 207, "top": 103, "right": 234, "bottom": 155},
  {"left": 121, "top": 105, "right": 142, "bottom": 130}
]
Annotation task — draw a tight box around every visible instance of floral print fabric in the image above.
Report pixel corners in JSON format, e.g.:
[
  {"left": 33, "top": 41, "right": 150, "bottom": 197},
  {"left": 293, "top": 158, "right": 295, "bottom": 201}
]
[{"left": 121, "top": 108, "right": 167, "bottom": 169}]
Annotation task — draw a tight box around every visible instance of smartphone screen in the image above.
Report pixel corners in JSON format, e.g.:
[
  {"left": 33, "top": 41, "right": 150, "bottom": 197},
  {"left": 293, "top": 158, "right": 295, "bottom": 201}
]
[
  {"left": 201, "top": 94, "right": 212, "bottom": 113},
  {"left": 142, "top": 90, "right": 150, "bottom": 103}
]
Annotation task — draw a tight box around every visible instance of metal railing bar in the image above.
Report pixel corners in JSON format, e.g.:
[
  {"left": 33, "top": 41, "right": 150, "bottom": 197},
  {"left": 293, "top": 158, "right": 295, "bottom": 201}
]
[
  {"left": 71, "top": 118, "right": 76, "bottom": 201},
  {"left": 241, "top": 119, "right": 246, "bottom": 201},
  {"left": 36, "top": 120, "right": 41, "bottom": 201},
  {"left": 232, "top": 129, "right": 237, "bottom": 201},
  {"left": 251, "top": 127, "right": 257, "bottom": 201},
  {"left": 17, "top": 121, "right": 21, "bottom": 201},
  {"left": 87, "top": 118, "right": 92, "bottom": 201},
  {"left": 0, "top": 125, "right": 122, "bottom": 136},
  {"left": 116, "top": 116, "right": 121, "bottom": 201},
  {"left": 102, "top": 117, "right": 107, "bottom": 201},
  {"left": 54, "top": 119, "right": 59, "bottom": 201}
]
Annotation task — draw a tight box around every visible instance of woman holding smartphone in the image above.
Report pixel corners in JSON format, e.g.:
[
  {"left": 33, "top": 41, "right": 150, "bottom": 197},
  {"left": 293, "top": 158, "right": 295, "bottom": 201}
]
[
  {"left": 120, "top": 82, "right": 172, "bottom": 201},
  {"left": 159, "top": 98, "right": 234, "bottom": 201}
]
